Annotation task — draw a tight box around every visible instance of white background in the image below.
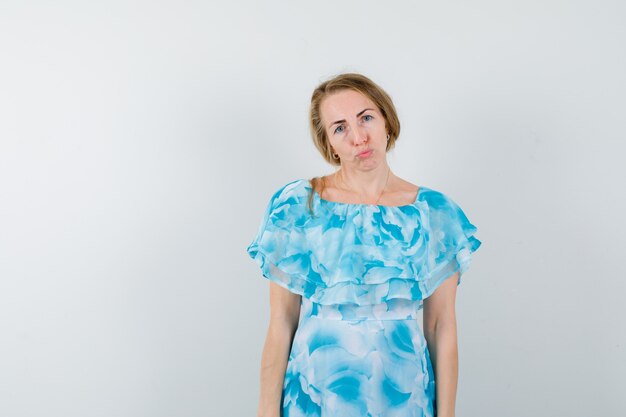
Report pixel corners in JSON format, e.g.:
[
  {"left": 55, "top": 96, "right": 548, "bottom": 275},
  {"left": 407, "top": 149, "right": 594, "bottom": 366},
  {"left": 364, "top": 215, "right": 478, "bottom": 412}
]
[{"left": 1, "top": 1, "right": 624, "bottom": 416}]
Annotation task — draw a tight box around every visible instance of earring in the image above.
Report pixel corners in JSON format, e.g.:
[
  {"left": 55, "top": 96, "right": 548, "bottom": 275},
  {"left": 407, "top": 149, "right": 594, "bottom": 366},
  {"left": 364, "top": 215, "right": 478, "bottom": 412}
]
[
  {"left": 332, "top": 152, "right": 340, "bottom": 160},
  {"left": 386, "top": 133, "right": 390, "bottom": 142}
]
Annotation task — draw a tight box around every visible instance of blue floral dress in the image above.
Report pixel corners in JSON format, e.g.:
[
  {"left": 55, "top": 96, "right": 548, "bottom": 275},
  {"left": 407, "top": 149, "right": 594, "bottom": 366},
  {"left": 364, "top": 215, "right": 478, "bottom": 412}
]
[{"left": 246, "top": 178, "right": 481, "bottom": 417}]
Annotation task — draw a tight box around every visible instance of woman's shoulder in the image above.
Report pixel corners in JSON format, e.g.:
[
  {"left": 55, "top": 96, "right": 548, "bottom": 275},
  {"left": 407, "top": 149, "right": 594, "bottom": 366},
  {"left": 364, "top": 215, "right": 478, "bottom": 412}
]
[
  {"left": 417, "top": 184, "right": 466, "bottom": 212},
  {"left": 267, "top": 178, "right": 310, "bottom": 204},
  {"left": 260, "top": 179, "right": 311, "bottom": 222},
  {"left": 379, "top": 176, "right": 459, "bottom": 208}
]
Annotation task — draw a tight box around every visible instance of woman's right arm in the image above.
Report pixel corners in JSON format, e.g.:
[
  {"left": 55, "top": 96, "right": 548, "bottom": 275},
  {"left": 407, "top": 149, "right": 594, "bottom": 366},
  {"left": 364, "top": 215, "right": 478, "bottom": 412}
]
[{"left": 257, "top": 281, "right": 302, "bottom": 417}]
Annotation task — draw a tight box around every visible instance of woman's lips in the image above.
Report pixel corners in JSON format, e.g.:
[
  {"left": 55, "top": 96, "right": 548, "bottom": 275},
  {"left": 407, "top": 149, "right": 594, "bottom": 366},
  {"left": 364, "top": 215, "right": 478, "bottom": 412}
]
[{"left": 357, "top": 150, "right": 373, "bottom": 158}]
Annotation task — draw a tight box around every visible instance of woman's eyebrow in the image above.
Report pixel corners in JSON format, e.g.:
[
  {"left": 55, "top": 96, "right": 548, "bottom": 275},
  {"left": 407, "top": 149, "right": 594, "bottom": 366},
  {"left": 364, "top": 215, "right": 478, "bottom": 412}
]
[{"left": 328, "top": 108, "right": 375, "bottom": 129}]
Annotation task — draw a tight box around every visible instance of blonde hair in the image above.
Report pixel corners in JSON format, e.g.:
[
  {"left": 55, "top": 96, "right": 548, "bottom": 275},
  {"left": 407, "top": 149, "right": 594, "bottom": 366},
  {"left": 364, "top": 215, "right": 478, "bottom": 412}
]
[{"left": 307, "top": 72, "right": 401, "bottom": 215}]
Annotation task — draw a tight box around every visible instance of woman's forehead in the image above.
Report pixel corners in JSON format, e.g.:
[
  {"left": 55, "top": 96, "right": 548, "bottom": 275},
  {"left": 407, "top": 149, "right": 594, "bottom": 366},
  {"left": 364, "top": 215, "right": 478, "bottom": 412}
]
[{"left": 321, "top": 90, "right": 377, "bottom": 118}]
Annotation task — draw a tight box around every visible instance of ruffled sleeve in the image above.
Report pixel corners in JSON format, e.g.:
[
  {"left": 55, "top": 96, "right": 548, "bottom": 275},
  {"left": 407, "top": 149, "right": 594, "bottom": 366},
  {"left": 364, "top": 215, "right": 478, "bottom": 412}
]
[
  {"left": 419, "top": 191, "right": 482, "bottom": 299},
  {"left": 246, "top": 180, "right": 319, "bottom": 298}
]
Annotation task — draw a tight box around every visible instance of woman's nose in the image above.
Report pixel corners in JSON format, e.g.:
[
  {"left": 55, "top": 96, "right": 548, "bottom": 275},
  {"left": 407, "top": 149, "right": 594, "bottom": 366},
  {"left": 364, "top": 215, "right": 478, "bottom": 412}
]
[{"left": 351, "top": 124, "right": 367, "bottom": 145}]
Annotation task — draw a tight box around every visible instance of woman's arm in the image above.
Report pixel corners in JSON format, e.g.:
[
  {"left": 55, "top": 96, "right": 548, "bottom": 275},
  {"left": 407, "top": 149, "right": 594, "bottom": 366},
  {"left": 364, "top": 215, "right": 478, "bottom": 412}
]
[
  {"left": 257, "top": 281, "right": 302, "bottom": 417},
  {"left": 423, "top": 272, "right": 460, "bottom": 417}
]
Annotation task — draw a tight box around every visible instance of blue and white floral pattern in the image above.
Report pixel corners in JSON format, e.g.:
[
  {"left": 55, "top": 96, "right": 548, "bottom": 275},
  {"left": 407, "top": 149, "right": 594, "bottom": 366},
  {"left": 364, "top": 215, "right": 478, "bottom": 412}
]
[{"left": 247, "top": 179, "right": 481, "bottom": 416}]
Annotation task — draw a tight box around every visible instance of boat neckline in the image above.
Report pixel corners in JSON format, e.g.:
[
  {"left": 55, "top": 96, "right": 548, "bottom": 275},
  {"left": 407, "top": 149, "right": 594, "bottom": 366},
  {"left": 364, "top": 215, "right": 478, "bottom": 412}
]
[{"left": 302, "top": 179, "right": 424, "bottom": 209}]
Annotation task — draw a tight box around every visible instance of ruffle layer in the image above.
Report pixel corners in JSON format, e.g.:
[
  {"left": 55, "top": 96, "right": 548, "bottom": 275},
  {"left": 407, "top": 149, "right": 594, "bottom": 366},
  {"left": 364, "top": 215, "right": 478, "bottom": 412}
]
[{"left": 246, "top": 179, "right": 481, "bottom": 306}]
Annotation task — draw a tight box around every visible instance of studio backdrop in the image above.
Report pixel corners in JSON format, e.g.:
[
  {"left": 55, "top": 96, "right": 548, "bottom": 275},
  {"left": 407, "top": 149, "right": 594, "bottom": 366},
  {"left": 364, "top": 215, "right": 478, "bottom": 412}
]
[{"left": 0, "top": 1, "right": 624, "bottom": 416}]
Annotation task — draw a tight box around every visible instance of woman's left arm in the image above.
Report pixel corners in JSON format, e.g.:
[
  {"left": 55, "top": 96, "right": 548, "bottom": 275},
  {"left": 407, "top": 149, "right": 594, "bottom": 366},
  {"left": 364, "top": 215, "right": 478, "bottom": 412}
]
[{"left": 423, "top": 272, "right": 460, "bottom": 417}]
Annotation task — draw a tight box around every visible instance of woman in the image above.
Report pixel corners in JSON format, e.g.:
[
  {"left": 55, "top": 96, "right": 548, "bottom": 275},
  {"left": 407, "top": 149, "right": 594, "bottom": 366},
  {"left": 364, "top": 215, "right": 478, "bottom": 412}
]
[{"left": 247, "top": 73, "right": 481, "bottom": 417}]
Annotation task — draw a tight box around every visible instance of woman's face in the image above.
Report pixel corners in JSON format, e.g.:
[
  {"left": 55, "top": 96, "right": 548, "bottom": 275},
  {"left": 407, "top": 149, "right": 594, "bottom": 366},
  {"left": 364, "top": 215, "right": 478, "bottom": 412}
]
[{"left": 320, "top": 89, "right": 388, "bottom": 169}]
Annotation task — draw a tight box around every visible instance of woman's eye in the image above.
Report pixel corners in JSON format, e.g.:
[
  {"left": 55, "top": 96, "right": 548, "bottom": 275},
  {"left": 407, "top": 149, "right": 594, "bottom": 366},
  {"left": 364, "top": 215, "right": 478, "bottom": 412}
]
[
  {"left": 363, "top": 114, "right": 373, "bottom": 121},
  {"left": 334, "top": 125, "right": 344, "bottom": 134}
]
